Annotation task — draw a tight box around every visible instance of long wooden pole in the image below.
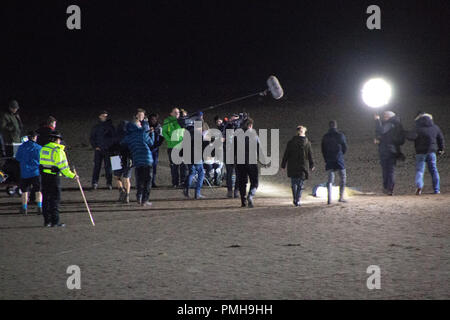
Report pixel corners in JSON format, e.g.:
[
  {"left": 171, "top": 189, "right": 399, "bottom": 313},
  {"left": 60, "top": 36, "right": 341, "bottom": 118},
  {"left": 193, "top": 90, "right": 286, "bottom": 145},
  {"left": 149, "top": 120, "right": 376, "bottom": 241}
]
[{"left": 73, "top": 168, "right": 95, "bottom": 226}]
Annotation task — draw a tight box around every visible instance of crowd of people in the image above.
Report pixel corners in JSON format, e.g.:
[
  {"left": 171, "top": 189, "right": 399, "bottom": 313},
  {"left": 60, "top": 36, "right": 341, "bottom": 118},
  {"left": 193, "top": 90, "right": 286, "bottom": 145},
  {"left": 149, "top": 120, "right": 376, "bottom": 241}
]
[{"left": 0, "top": 99, "right": 446, "bottom": 227}]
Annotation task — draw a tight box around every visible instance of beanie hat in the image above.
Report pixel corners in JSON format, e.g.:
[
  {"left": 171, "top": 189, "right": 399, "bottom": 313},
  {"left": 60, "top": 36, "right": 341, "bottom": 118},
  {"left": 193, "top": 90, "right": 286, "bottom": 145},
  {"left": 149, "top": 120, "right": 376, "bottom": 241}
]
[
  {"left": 383, "top": 111, "right": 396, "bottom": 119},
  {"left": 9, "top": 100, "right": 19, "bottom": 109}
]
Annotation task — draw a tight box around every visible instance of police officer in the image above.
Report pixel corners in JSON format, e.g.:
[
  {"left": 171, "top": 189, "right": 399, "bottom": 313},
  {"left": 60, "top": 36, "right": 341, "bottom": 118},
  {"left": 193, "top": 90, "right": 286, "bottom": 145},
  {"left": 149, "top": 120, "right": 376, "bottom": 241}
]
[{"left": 39, "top": 131, "right": 78, "bottom": 227}]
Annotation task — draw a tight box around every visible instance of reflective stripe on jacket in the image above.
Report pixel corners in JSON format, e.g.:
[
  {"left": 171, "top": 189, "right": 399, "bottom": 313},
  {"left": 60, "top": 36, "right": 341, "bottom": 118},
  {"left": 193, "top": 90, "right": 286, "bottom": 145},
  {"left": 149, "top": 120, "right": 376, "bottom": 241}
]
[{"left": 39, "top": 142, "right": 76, "bottom": 179}]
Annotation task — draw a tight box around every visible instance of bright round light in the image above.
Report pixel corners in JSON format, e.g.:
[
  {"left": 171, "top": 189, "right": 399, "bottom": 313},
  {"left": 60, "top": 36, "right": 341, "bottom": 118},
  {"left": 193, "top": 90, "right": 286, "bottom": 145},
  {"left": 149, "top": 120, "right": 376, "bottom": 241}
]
[{"left": 362, "top": 78, "right": 392, "bottom": 108}]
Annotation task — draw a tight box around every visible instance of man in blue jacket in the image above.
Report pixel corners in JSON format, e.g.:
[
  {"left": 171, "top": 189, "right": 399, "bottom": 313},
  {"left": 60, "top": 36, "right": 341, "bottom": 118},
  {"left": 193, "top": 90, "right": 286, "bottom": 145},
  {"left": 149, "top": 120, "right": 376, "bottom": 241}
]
[
  {"left": 321, "top": 120, "right": 348, "bottom": 204},
  {"left": 90, "top": 110, "right": 115, "bottom": 190},
  {"left": 15, "top": 131, "right": 43, "bottom": 214},
  {"left": 407, "top": 112, "right": 445, "bottom": 195},
  {"left": 121, "top": 121, "right": 155, "bottom": 207}
]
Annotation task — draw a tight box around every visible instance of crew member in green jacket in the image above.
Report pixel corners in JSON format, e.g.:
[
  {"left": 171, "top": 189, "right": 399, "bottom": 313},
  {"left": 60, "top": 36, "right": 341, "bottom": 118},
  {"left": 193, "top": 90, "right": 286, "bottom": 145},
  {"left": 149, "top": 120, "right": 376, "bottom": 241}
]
[
  {"left": 162, "top": 107, "right": 187, "bottom": 187},
  {"left": 0, "top": 100, "right": 23, "bottom": 148}
]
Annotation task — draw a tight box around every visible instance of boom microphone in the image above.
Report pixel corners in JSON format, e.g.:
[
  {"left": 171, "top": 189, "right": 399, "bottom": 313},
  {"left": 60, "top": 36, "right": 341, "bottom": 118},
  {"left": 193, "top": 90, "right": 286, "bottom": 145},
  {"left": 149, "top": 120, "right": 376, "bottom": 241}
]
[
  {"left": 266, "top": 75, "right": 284, "bottom": 100},
  {"left": 163, "top": 76, "right": 285, "bottom": 126}
]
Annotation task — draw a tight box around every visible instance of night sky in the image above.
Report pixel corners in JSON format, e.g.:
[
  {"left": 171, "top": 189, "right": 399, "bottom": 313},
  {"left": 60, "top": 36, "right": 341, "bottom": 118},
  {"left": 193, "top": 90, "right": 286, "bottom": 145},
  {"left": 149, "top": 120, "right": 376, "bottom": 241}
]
[{"left": 1, "top": 0, "right": 449, "bottom": 111}]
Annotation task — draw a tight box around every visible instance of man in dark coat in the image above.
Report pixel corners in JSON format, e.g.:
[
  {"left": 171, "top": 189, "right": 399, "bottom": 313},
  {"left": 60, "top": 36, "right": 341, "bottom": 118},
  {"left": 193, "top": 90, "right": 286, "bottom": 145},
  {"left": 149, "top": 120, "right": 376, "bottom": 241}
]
[
  {"left": 407, "top": 112, "right": 445, "bottom": 194},
  {"left": 36, "top": 116, "right": 57, "bottom": 146},
  {"left": 374, "top": 111, "right": 405, "bottom": 195},
  {"left": 0, "top": 100, "right": 23, "bottom": 153},
  {"left": 112, "top": 120, "right": 132, "bottom": 203},
  {"left": 321, "top": 120, "right": 348, "bottom": 204},
  {"left": 281, "top": 125, "right": 315, "bottom": 207},
  {"left": 234, "top": 118, "right": 266, "bottom": 208},
  {"left": 90, "top": 110, "right": 116, "bottom": 190},
  {"left": 149, "top": 113, "right": 164, "bottom": 188}
]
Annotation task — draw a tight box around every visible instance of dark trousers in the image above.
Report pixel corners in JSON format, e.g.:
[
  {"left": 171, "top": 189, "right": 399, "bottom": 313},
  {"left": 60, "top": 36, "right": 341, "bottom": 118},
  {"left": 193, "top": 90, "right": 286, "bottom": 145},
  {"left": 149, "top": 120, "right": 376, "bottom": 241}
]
[
  {"left": 380, "top": 157, "right": 396, "bottom": 192},
  {"left": 167, "top": 148, "right": 187, "bottom": 186},
  {"left": 41, "top": 173, "right": 61, "bottom": 225},
  {"left": 135, "top": 165, "right": 152, "bottom": 203},
  {"left": 204, "top": 163, "right": 221, "bottom": 184},
  {"left": 151, "top": 150, "right": 159, "bottom": 186},
  {"left": 92, "top": 149, "right": 112, "bottom": 185},
  {"left": 225, "top": 164, "right": 239, "bottom": 192},
  {"left": 236, "top": 164, "right": 259, "bottom": 201}
]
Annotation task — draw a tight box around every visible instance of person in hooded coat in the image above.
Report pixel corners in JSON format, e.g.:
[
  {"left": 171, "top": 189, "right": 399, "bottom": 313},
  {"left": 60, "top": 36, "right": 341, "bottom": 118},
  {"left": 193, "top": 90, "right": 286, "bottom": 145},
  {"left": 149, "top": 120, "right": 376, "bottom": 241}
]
[
  {"left": 407, "top": 112, "right": 445, "bottom": 194},
  {"left": 281, "top": 125, "right": 315, "bottom": 207}
]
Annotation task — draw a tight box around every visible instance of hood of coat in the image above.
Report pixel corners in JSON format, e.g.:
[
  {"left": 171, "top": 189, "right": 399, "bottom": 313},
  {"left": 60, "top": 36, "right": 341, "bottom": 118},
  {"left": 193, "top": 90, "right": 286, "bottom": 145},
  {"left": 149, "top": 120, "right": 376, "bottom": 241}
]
[
  {"left": 98, "top": 118, "right": 113, "bottom": 126},
  {"left": 126, "top": 121, "right": 141, "bottom": 133},
  {"left": 383, "top": 115, "right": 401, "bottom": 126},
  {"left": 416, "top": 115, "right": 434, "bottom": 128},
  {"left": 291, "top": 135, "right": 308, "bottom": 147},
  {"left": 22, "top": 140, "right": 40, "bottom": 152}
]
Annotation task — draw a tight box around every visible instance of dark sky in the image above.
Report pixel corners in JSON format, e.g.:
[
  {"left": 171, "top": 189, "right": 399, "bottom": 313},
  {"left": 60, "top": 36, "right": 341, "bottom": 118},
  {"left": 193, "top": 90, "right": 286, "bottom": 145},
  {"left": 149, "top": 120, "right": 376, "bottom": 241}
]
[{"left": 1, "top": 0, "right": 449, "bottom": 110}]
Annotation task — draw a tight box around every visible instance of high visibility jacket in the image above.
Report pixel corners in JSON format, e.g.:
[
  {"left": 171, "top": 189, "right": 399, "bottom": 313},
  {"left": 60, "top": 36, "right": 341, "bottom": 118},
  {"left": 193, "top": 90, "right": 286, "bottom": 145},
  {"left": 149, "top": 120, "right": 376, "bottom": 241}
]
[
  {"left": 162, "top": 116, "right": 184, "bottom": 149},
  {"left": 39, "top": 142, "right": 76, "bottom": 179}
]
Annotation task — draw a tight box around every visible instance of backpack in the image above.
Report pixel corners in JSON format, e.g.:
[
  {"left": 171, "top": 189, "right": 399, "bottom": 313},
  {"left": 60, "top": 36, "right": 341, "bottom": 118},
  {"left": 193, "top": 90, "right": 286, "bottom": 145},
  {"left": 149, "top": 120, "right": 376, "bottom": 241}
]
[{"left": 392, "top": 121, "right": 406, "bottom": 146}]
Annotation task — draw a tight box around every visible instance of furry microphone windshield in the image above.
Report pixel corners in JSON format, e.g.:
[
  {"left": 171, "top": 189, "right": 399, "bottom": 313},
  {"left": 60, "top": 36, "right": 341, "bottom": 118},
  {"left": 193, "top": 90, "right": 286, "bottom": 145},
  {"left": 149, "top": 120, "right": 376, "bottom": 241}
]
[{"left": 267, "top": 75, "right": 284, "bottom": 100}]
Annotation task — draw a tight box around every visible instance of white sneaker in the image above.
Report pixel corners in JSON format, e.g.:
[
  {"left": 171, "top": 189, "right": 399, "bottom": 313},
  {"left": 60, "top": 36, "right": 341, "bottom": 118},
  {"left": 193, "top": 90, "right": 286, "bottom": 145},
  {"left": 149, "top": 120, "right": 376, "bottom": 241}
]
[{"left": 141, "top": 201, "right": 152, "bottom": 207}]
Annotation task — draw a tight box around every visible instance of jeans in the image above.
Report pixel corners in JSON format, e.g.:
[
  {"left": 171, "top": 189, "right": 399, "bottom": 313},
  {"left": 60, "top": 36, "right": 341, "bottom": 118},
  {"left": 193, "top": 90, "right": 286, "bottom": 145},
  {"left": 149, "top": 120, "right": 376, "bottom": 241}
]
[
  {"left": 92, "top": 149, "right": 112, "bottom": 185},
  {"left": 168, "top": 148, "right": 187, "bottom": 186},
  {"left": 135, "top": 165, "right": 152, "bottom": 203},
  {"left": 291, "top": 178, "right": 304, "bottom": 205},
  {"left": 415, "top": 153, "right": 440, "bottom": 192},
  {"left": 186, "top": 163, "right": 205, "bottom": 196},
  {"left": 380, "top": 157, "right": 396, "bottom": 192},
  {"left": 327, "top": 169, "right": 346, "bottom": 198},
  {"left": 225, "top": 164, "right": 239, "bottom": 192}
]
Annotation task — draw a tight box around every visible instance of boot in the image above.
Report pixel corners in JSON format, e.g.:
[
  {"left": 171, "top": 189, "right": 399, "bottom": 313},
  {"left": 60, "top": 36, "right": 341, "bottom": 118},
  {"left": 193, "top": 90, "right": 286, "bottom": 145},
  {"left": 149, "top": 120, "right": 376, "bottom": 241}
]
[
  {"left": 247, "top": 188, "right": 256, "bottom": 208},
  {"left": 124, "top": 193, "right": 130, "bottom": 204},
  {"left": 327, "top": 183, "right": 332, "bottom": 205},
  {"left": 118, "top": 188, "right": 126, "bottom": 202},
  {"left": 183, "top": 188, "right": 190, "bottom": 198},
  {"left": 296, "top": 186, "right": 303, "bottom": 207},
  {"left": 247, "top": 195, "right": 254, "bottom": 208},
  {"left": 292, "top": 184, "right": 298, "bottom": 206},
  {"left": 241, "top": 196, "right": 247, "bottom": 207},
  {"left": 227, "top": 190, "right": 233, "bottom": 198}
]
